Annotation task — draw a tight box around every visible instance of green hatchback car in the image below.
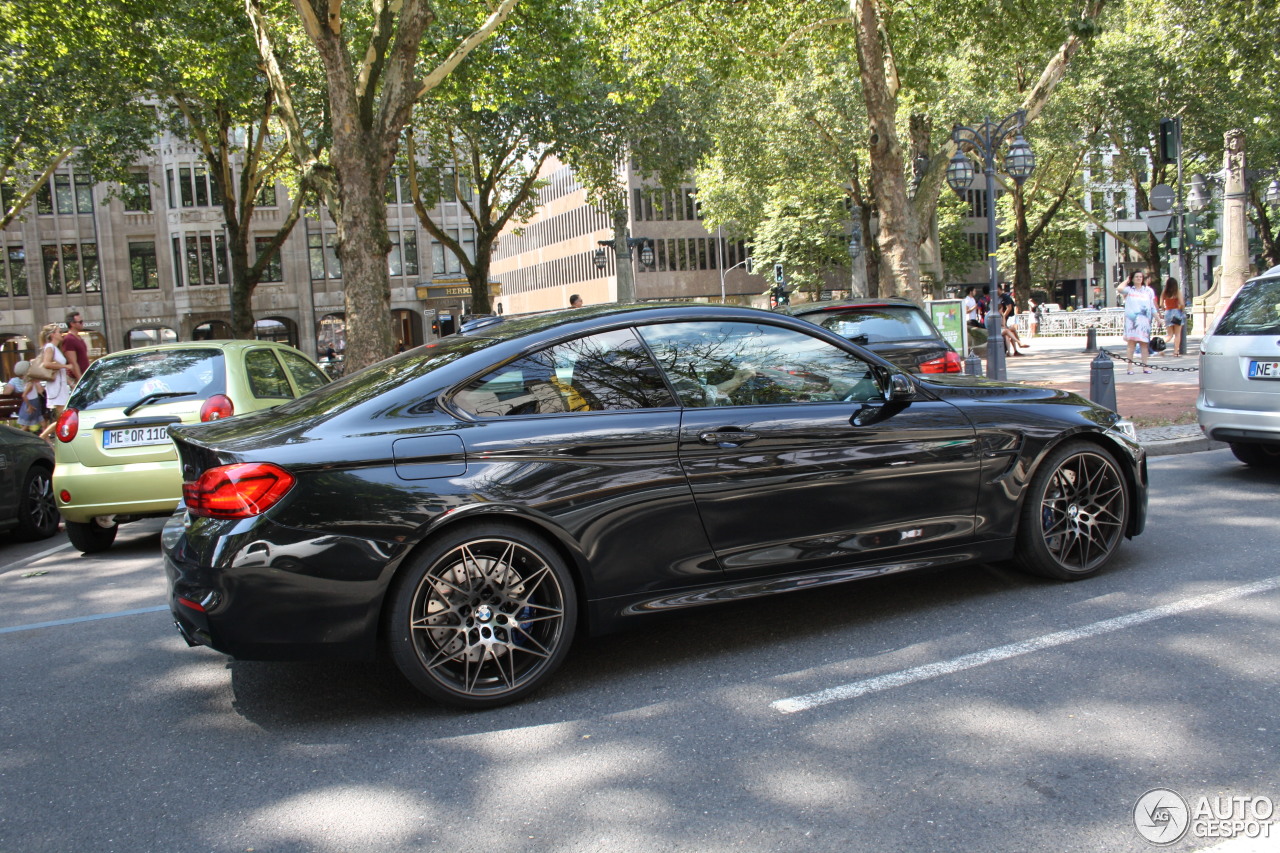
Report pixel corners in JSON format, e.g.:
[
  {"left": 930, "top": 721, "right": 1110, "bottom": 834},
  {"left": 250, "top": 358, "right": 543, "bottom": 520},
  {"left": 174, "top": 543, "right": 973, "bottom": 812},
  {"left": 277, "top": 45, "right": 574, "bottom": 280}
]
[{"left": 52, "top": 340, "right": 330, "bottom": 552}]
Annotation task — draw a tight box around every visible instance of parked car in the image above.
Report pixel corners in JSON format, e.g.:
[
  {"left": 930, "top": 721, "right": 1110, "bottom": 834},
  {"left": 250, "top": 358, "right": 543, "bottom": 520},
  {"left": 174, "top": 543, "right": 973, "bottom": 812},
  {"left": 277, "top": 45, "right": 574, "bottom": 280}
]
[
  {"left": 0, "top": 423, "right": 59, "bottom": 540},
  {"left": 53, "top": 340, "right": 330, "bottom": 553},
  {"left": 1197, "top": 264, "right": 1280, "bottom": 467},
  {"left": 163, "top": 304, "right": 1147, "bottom": 709},
  {"left": 787, "top": 297, "right": 964, "bottom": 374}
]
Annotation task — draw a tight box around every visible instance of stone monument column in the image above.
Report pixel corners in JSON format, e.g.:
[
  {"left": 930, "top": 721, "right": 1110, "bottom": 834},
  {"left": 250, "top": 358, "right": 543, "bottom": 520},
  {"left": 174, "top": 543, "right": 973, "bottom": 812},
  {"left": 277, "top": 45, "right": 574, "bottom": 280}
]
[{"left": 1194, "top": 129, "right": 1251, "bottom": 331}]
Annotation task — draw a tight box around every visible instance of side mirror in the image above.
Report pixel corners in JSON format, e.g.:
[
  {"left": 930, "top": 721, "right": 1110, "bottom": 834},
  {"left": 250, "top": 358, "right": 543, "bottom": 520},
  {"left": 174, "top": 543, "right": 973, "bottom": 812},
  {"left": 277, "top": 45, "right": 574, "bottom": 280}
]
[{"left": 884, "top": 373, "right": 914, "bottom": 402}]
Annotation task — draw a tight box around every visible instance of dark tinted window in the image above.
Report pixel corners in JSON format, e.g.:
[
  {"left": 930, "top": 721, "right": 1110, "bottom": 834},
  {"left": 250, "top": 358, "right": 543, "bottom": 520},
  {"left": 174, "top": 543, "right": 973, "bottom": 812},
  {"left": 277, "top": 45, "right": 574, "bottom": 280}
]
[
  {"left": 277, "top": 349, "right": 329, "bottom": 394},
  {"left": 638, "top": 320, "right": 881, "bottom": 407},
  {"left": 802, "top": 305, "right": 939, "bottom": 343},
  {"left": 245, "top": 349, "right": 293, "bottom": 398},
  {"left": 453, "top": 328, "right": 674, "bottom": 417},
  {"left": 1214, "top": 278, "right": 1280, "bottom": 336},
  {"left": 68, "top": 349, "right": 225, "bottom": 411}
]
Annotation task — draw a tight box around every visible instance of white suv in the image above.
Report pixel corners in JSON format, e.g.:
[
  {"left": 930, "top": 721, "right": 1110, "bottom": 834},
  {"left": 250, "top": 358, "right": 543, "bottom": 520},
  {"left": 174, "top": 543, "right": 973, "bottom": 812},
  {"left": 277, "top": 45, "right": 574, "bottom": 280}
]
[{"left": 1197, "top": 265, "right": 1280, "bottom": 467}]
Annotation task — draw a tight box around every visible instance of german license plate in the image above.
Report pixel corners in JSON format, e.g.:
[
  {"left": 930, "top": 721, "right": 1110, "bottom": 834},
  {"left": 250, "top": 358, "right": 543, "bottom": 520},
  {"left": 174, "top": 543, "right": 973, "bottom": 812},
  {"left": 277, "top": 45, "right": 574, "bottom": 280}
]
[
  {"left": 1248, "top": 360, "right": 1280, "bottom": 379},
  {"left": 103, "top": 425, "right": 172, "bottom": 448}
]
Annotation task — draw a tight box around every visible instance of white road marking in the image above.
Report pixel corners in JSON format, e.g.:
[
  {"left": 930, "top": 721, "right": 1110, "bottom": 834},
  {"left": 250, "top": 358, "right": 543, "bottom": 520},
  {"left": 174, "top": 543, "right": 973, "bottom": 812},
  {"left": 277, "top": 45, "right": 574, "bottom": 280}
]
[
  {"left": 1, "top": 540, "right": 73, "bottom": 574},
  {"left": 772, "top": 574, "right": 1280, "bottom": 714},
  {"left": 0, "top": 605, "right": 169, "bottom": 635}
]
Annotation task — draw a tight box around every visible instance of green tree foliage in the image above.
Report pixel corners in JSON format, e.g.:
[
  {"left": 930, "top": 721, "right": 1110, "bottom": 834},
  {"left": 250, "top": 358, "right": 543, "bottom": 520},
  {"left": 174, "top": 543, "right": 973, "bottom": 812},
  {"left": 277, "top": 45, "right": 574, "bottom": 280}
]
[{"left": 0, "top": 0, "right": 155, "bottom": 226}]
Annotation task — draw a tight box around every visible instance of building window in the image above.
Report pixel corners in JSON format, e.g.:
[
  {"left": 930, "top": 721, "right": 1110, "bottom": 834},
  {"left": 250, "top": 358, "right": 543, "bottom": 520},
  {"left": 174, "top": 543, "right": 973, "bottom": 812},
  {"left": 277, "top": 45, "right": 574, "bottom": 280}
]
[
  {"left": 74, "top": 173, "right": 94, "bottom": 213},
  {"left": 388, "top": 230, "right": 420, "bottom": 277},
  {"left": 172, "top": 236, "right": 183, "bottom": 287},
  {"left": 403, "top": 230, "right": 418, "bottom": 276},
  {"left": 36, "top": 181, "right": 53, "bottom": 215},
  {"left": 432, "top": 240, "right": 445, "bottom": 275},
  {"left": 256, "top": 182, "right": 277, "bottom": 207},
  {"left": 198, "top": 235, "right": 216, "bottom": 285},
  {"left": 54, "top": 174, "right": 75, "bottom": 214},
  {"left": 124, "top": 172, "right": 152, "bottom": 212},
  {"left": 81, "top": 243, "right": 100, "bottom": 292},
  {"left": 214, "top": 234, "right": 228, "bottom": 284},
  {"left": 129, "top": 241, "right": 159, "bottom": 290},
  {"left": 6, "top": 247, "right": 26, "bottom": 296},
  {"left": 42, "top": 245, "right": 62, "bottom": 294},
  {"left": 255, "top": 236, "right": 282, "bottom": 282},
  {"left": 308, "top": 231, "right": 341, "bottom": 280},
  {"left": 61, "top": 244, "right": 82, "bottom": 293}
]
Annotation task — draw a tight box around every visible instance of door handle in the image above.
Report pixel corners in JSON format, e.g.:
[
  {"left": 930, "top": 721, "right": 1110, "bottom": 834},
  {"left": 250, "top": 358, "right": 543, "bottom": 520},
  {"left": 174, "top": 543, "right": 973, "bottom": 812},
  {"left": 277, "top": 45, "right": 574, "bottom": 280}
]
[{"left": 698, "top": 429, "right": 759, "bottom": 447}]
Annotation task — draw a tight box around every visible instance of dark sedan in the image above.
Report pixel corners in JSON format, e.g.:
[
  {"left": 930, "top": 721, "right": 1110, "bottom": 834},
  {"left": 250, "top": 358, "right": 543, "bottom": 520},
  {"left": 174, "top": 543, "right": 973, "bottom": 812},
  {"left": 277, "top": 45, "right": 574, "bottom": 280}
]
[
  {"left": 788, "top": 297, "right": 963, "bottom": 374},
  {"left": 0, "top": 423, "right": 59, "bottom": 540},
  {"left": 163, "top": 304, "right": 1147, "bottom": 708}
]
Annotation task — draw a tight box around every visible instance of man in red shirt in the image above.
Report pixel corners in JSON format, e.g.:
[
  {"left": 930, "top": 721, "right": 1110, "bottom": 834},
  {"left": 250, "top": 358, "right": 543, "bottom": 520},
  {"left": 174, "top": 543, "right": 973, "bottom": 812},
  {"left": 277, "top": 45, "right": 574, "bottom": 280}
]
[{"left": 62, "top": 311, "right": 90, "bottom": 384}]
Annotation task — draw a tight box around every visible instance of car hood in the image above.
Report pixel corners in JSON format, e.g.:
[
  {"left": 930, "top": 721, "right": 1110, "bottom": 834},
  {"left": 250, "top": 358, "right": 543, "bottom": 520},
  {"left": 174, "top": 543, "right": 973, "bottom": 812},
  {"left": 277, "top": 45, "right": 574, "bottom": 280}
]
[{"left": 914, "top": 373, "right": 1085, "bottom": 404}]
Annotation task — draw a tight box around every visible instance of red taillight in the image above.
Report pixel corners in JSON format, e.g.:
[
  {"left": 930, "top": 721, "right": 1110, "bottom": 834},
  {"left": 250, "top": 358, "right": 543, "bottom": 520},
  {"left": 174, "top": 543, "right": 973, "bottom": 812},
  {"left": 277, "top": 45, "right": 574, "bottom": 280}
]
[
  {"left": 199, "top": 394, "right": 234, "bottom": 422},
  {"left": 55, "top": 408, "right": 79, "bottom": 442},
  {"left": 920, "top": 351, "right": 964, "bottom": 374},
  {"left": 182, "top": 462, "right": 295, "bottom": 519}
]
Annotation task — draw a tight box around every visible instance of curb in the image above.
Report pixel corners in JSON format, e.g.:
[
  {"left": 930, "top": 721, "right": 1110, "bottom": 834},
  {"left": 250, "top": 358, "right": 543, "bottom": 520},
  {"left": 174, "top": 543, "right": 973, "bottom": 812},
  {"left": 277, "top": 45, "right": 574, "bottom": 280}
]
[{"left": 1141, "top": 436, "right": 1226, "bottom": 458}]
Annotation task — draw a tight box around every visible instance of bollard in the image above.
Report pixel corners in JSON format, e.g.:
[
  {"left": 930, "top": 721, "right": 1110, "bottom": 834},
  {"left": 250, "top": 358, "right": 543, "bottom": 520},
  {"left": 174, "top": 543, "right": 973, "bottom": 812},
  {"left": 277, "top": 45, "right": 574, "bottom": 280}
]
[
  {"left": 1084, "top": 325, "right": 1098, "bottom": 353},
  {"left": 985, "top": 310, "right": 1007, "bottom": 381},
  {"left": 1089, "top": 351, "right": 1117, "bottom": 412},
  {"left": 964, "top": 352, "right": 983, "bottom": 376}
]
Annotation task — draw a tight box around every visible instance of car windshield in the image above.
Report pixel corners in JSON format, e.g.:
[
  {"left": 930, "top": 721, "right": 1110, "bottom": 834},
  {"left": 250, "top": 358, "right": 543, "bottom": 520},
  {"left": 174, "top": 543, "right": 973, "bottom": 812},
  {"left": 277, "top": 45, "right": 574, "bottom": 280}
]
[
  {"left": 69, "top": 349, "right": 226, "bottom": 411},
  {"left": 1214, "top": 278, "right": 1280, "bottom": 336},
  {"left": 805, "top": 306, "right": 938, "bottom": 343}
]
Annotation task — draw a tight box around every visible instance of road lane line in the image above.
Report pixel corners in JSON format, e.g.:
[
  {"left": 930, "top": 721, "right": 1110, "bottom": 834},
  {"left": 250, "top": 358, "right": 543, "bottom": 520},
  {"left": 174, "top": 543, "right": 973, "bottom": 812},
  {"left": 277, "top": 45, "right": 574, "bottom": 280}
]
[
  {"left": 772, "top": 574, "right": 1280, "bottom": 714},
  {"left": 0, "top": 540, "right": 73, "bottom": 574},
  {"left": 0, "top": 605, "right": 168, "bottom": 635}
]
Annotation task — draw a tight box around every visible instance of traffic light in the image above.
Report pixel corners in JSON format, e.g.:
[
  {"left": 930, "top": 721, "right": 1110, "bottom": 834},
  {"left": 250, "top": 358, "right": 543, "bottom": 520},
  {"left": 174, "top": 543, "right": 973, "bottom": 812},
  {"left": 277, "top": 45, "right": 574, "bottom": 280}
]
[
  {"left": 745, "top": 256, "right": 754, "bottom": 274},
  {"left": 1158, "top": 117, "right": 1180, "bottom": 165},
  {"left": 774, "top": 263, "right": 784, "bottom": 283}
]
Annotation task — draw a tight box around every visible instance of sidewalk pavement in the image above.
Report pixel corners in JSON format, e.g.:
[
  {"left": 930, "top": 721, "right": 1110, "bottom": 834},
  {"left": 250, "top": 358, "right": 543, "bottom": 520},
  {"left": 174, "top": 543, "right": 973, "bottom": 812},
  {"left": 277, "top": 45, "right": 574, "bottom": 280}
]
[{"left": 979, "top": 332, "right": 1221, "bottom": 458}]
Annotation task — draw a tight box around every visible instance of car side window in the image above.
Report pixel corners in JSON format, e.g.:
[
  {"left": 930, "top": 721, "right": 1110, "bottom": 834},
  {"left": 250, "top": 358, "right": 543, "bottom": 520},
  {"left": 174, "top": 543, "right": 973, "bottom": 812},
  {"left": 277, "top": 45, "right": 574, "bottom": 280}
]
[
  {"left": 277, "top": 350, "right": 329, "bottom": 395},
  {"left": 244, "top": 349, "right": 293, "bottom": 399},
  {"left": 637, "top": 320, "right": 882, "bottom": 407},
  {"left": 452, "top": 328, "right": 675, "bottom": 418}
]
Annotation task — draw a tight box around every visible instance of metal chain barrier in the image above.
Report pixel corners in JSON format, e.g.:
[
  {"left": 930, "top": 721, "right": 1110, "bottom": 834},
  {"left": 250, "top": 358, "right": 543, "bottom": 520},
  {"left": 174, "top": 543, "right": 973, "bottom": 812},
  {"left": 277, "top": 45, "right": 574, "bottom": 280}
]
[{"left": 1097, "top": 348, "right": 1200, "bottom": 372}]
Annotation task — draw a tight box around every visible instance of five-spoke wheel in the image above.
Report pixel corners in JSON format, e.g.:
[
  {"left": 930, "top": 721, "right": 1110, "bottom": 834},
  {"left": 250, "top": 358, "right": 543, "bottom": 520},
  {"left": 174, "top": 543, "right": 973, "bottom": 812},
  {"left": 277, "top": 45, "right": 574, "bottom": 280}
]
[
  {"left": 1016, "top": 441, "right": 1129, "bottom": 580},
  {"left": 387, "top": 523, "right": 576, "bottom": 709},
  {"left": 16, "top": 466, "right": 59, "bottom": 541}
]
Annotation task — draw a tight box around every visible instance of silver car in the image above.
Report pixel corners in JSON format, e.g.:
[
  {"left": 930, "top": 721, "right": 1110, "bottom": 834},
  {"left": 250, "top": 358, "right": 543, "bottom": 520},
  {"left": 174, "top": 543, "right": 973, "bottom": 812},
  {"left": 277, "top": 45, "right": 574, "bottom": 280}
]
[{"left": 1197, "top": 265, "right": 1280, "bottom": 467}]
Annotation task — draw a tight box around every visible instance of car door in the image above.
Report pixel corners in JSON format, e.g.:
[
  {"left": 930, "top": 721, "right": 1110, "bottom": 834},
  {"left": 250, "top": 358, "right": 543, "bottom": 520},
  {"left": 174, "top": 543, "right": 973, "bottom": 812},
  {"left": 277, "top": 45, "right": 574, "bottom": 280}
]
[
  {"left": 637, "top": 319, "right": 982, "bottom": 579},
  {"left": 0, "top": 427, "right": 22, "bottom": 521},
  {"left": 449, "top": 327, "right": 721, "bottom": 599}
]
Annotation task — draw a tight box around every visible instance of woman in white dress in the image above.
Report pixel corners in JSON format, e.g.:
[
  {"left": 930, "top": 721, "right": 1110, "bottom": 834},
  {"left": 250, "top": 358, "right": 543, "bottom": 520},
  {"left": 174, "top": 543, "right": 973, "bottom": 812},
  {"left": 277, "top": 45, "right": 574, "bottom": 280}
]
[
  {"left": 37, "top": 322, "right": 71, "bottom": 439},
  {"left": 1118, "top": 271, "right": 1158, "bottom": 375}
]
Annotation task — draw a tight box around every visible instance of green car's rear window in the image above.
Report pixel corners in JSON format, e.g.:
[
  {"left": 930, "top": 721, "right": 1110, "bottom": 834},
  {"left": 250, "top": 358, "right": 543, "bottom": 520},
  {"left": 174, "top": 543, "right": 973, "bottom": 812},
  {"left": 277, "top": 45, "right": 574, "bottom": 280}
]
[{"left": 69, "top": 349, "right": 226, "bottom": 411}]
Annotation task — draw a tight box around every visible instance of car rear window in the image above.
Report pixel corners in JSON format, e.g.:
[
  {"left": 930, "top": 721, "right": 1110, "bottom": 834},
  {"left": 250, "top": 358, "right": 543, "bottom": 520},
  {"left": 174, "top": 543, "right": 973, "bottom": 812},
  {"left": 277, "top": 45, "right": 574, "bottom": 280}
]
[
  {"left": 1214, "top": 278, "right": 1280, "bottom": 336},
  {"left": 804, "top": 306, "right": 938, "bottom": 343},
  {"left": 69, "top": 349, "right": 226, "bottom": 411}
]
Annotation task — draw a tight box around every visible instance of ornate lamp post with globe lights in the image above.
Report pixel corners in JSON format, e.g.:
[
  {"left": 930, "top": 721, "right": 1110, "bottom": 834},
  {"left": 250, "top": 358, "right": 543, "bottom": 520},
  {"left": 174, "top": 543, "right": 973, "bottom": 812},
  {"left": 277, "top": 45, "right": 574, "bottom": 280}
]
[{"left": 946, "top": 110, "right": 1035, "bottom": 380}]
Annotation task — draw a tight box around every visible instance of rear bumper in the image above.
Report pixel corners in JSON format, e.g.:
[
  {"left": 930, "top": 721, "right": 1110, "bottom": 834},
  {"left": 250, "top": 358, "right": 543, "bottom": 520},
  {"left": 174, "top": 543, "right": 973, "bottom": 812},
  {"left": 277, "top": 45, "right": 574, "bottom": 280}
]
[
  {"left": 162, "top": 510, "right": 400, "bottom": 661},
  {"left": 54, "top": 459, "right": 181, "bottom": 523},
  {"left": 1196, "top": 398, "right": 1280, "bottom": 445}
]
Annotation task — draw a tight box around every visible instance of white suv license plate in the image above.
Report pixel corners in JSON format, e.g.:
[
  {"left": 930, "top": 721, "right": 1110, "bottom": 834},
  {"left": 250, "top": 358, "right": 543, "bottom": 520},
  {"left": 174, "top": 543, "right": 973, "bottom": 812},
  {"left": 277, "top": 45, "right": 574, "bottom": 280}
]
[
  {"left": 103, "top": 426, "right": 172, "bottom": 448},
  {"left": 1248, "top": 360, "right": 1280, "bottom": 379}
]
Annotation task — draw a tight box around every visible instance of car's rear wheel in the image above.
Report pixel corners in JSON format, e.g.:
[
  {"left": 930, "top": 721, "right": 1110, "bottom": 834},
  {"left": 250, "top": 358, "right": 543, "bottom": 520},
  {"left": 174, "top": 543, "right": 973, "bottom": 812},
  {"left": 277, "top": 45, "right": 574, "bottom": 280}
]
[
  {"left": 1228, "top": 441, "right": 1280, "bottom": 468},
  {"left": 66, "top": 518, "right": 119, "bottom": 553},
  {"left": 386, "top": 523, "right": 577, "bottom": 709},
  {"left": 15, "top": 466, "right": 59, "bottom": 540},
  {"left": 1015, "top": 441, "right": 1129, "bottom": 580}
]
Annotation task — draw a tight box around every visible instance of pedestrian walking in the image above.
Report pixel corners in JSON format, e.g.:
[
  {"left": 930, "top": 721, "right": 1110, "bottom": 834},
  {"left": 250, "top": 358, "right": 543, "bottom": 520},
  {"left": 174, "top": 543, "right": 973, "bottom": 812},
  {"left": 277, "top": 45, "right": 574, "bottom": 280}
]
[
  {"left": 963, "top": 286, "right": 982, "bottom": 328},
  {"left": 1029, "top": 297, "right": 1042, "bottom": 338},
  {"left": 998, "top": 283, "right": 1028, "bottom": 356},
  {"left": 61, "top": 310, "right": 89, "bottom": 383},
  {"left": 37, "top": 322, "right": 71, "bottom": 439},
  {"left": 1118, "top": 271, "right": 1158, "bottom": 374},
  {"left": 1159, "top": 277, "right": 1186, "bottom": 356},
  {"left": 8, "top": 361, "right": 45, "bottom": 434}
]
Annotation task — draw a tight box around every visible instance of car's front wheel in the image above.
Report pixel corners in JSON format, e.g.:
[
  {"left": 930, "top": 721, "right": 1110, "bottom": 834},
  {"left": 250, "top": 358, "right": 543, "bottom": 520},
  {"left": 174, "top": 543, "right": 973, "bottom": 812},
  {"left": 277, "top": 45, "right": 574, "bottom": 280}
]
[
  {"left": 386, "top": 522, "right": 577, "bottom": 709},
  {"left": 1015, "top": 441, "right": 1129, "bottom": 580},
  {"left": 15, "top": 466, "right": 59, "bottom": 540},
  {"left": 1229, "top": 441, "right": 1280, "bottom": 468},
  {"left": 66, "top": 518, "right": 119, "bottom": 553}
]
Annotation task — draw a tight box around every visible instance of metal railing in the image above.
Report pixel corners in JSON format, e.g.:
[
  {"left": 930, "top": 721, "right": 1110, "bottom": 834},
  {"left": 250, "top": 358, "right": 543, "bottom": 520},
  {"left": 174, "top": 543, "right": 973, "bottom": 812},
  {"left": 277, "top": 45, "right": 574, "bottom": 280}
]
[{"left": 1010, "top": 307, "right": 1166, "bottom": 338}]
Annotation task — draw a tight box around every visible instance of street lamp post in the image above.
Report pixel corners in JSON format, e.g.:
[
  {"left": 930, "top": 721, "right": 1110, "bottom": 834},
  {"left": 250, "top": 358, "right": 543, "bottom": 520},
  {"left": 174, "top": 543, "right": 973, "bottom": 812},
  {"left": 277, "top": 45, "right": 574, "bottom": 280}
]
[
  {"left": 946, "top": 110, "right": 1036, "bottom": 380},
  {"left": 848, "top": 211, "right": 863, "bottom": 296}
]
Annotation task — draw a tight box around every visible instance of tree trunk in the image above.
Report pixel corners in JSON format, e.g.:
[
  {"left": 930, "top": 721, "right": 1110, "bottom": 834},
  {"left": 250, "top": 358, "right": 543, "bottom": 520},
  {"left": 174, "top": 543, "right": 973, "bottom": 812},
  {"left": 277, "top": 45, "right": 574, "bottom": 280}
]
[
  {"left": 1012, "top": 192, "right": 1033, "bottom": 307},
  {"left": 851, "top": 0, "right": 921, "bottom": 303},
  {"left": 330, "top": 143, "right": 396, "bottom": 366},
  {"left": 227, "top": 232, "right": 256, "bottom": 339}
]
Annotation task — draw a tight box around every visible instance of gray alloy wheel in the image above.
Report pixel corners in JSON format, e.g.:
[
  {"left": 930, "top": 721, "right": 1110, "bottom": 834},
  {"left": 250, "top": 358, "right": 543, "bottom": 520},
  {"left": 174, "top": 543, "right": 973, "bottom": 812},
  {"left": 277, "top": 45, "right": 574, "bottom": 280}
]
[
  {"left": 387, "top": 523, "right": 577, "bottom": 709},
  {"left": 15, "top": 466, "right": 59, "bottom": 540},
  {"left": 65, "top": 518, "right": 119, "bottom": 553},
  {"left": 1229, "top": 441, "right": 1280, "bottom": 468},
  {"left": 1015, "top": 441, "right": 1129, "bottom": 580}
]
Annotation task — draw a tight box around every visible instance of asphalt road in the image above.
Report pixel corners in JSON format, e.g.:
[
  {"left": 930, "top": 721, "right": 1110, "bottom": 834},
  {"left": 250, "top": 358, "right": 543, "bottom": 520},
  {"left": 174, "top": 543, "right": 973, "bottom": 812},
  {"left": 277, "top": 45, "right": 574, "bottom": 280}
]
[{"left": 1, "top": 450, "right": 1277, "bottom": 853}]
